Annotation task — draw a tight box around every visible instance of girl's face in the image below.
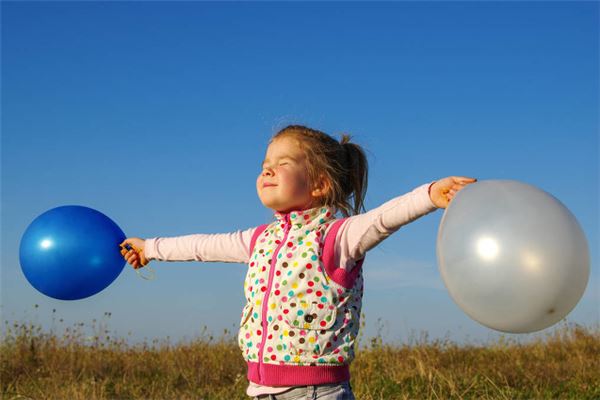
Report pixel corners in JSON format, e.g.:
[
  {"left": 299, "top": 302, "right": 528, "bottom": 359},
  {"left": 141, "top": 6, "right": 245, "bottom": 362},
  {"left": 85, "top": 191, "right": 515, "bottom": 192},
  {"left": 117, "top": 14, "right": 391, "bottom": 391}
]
[{"left": 257, "top": 136, "right": 317, "bottom": 213}]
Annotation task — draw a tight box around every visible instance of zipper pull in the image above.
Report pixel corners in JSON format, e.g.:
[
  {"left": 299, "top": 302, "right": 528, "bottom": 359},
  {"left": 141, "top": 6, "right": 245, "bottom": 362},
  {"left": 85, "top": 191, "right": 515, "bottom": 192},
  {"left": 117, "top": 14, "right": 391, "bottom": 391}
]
[{"left": 284, "top": 214, "right": 292, "bottom": 232}]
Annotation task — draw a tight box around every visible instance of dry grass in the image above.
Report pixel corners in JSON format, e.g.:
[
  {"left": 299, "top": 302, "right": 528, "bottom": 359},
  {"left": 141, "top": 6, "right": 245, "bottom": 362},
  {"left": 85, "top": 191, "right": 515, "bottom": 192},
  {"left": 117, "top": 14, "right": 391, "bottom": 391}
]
[
  {"left": 351, "top": 322, "right": 599, "bottom": 399},
  {"left": 1, "top": 310, "right": 598, "bottom": 399}
]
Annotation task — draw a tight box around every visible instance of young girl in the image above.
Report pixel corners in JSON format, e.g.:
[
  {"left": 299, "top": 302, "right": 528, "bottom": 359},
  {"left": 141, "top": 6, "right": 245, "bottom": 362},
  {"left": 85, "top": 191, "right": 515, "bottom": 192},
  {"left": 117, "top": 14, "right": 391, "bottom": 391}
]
[{"left": 121, "top": 125, "right": 476, "bottom": 400}]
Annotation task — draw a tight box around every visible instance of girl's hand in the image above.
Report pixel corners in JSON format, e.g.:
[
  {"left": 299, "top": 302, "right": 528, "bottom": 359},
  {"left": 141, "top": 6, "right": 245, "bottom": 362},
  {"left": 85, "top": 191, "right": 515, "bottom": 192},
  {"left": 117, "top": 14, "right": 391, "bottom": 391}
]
[
  {"left": 429, "top": 176, "right": 477, "bottom": 208},
  {"left": 119, "top": 237, "right": 149, "bottom": 269}
]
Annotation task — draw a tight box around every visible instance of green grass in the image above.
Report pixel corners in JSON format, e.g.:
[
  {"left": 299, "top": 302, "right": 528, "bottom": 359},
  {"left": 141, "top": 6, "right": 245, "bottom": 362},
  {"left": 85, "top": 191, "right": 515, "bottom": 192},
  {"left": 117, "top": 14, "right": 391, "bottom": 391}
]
[{"left": 1, "top": 311, "right": 599, "bottom": 399}]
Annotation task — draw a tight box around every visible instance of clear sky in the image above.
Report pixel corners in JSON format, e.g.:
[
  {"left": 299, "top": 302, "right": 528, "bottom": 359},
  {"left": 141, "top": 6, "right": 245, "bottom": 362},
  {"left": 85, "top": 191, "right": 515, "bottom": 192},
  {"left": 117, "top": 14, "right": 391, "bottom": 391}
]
[{"left": 2, "top": 1, "right": 598, "bottom": 346}]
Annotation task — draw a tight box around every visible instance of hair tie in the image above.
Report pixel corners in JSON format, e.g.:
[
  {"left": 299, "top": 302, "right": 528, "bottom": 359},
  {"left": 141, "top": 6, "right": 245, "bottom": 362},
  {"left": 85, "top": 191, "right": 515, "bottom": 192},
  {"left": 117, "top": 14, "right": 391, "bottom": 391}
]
[{"left": 340, "top": 134, "right": 351, "bottom": 146}]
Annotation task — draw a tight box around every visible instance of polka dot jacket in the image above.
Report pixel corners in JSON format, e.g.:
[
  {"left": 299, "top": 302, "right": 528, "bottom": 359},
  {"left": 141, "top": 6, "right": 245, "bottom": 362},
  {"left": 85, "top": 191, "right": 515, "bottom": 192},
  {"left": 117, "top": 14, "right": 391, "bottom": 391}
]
[{"left": 241, "top": 205, "right": 364, "bottom": 386}]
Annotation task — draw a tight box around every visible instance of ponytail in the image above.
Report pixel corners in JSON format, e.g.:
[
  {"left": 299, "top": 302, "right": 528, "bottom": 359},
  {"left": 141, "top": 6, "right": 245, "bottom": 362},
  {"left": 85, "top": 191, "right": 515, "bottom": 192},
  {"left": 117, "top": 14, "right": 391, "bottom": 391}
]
[{"left": 339, "top": 134, "right": 369, "bottom": 216}]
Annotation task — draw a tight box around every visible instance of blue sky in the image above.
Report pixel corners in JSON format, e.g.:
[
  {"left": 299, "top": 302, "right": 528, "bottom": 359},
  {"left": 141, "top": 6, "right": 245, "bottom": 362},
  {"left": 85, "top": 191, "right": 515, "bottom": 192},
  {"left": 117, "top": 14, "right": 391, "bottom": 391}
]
[{"left": 2, "top": 2, "right": 598, "bottom": 346}]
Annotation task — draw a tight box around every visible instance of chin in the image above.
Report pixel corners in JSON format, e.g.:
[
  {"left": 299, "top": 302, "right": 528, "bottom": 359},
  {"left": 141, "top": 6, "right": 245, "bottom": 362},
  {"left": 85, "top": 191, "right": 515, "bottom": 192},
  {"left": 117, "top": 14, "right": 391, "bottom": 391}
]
[{"left": 258, "top": 197, "right": 279, "bottom": 211}]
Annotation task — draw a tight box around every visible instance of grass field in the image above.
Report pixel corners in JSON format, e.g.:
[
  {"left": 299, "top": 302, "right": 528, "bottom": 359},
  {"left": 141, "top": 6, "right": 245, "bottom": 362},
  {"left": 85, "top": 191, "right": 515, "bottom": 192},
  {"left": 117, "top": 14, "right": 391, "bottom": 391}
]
[{"left": 1, "top": 311, "right": 599, "bottom": 400}]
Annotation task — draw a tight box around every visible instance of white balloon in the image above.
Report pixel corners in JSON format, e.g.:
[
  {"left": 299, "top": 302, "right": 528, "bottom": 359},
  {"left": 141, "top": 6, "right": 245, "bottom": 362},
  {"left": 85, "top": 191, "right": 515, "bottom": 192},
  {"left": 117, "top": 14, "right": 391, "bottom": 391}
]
[{"left": 436, "top": 180, "right": 590, "bottom": 333}]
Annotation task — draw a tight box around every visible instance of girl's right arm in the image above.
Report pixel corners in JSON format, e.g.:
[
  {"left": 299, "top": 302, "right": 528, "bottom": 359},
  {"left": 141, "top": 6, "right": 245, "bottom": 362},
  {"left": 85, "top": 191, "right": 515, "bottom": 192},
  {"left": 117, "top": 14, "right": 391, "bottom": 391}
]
[
  {"left": 120, "top": 227, "right": 258, "bottom": 269},
  {"left": 328, "top": 183, "right": 437, "bottom": 270}
]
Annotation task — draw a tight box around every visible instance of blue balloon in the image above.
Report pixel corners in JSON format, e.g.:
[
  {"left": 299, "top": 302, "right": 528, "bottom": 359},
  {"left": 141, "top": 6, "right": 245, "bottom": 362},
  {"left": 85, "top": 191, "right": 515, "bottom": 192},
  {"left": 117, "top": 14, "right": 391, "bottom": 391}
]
[{"left": 19, "top": 205, "right": 126, "bottom": 300}]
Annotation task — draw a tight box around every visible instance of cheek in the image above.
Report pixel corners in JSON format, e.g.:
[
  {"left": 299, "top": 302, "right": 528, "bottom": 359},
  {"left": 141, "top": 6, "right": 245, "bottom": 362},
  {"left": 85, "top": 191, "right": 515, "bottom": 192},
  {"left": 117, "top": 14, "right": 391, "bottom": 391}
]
[
  {"left": 256, "top": 177, "right": 266, "bottom": 197},
  {"left": 291, "top": 169, "right": 309, "bottom": 187},
  {"left": 287, "top": 173, "right": 309, "bottom": 195}
]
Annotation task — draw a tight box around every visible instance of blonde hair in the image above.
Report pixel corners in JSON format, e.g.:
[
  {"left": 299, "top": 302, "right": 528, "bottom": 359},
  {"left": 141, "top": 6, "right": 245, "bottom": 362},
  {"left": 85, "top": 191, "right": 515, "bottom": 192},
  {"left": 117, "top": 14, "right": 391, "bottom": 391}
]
[{"left": 273, "top": 125, "right": 369, "bottom": 217}]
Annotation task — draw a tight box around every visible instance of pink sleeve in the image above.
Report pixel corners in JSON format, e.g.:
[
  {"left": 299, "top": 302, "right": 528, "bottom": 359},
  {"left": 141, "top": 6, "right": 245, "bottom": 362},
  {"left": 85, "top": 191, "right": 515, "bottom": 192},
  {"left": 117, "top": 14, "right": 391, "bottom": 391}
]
[
  {"left": 144, "top": 226, "right": 258, "bottom": 264},
  {"left": 327, "top": 183, "right": 438, "bottom": 271}
]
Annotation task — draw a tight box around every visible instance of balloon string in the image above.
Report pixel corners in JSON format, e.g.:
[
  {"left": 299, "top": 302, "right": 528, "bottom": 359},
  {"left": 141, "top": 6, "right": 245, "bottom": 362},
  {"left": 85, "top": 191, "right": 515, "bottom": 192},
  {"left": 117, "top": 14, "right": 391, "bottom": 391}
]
[{"left": 135, "top": 265, "right": 155, "bottom": 280}]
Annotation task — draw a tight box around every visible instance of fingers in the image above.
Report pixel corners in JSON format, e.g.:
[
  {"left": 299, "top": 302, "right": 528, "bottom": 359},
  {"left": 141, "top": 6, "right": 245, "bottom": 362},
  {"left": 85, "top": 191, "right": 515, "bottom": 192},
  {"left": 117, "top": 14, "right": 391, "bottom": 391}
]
[
  {"left": 119, "top": 241, "right": 145, "bottom": 269},
  {"left": 126, "top": 251, "right": 138, "bottom": 264},
  {"left": 446, "top": 176, "right": 477, "bottom": 204},
  {"left": 121, "top": 249, "right": 140, "bottom": 268},
  {"left": 446, "top": 190, "right": 456, "bottom": 202},
  {"left": 119, "top": 240, "right": 141, "bottom": 253},
  {"left": 450, "top": 176, "right": 477, "bottom": 192},
  {"left": 452, "top": 176, "right": 477, "bottom": 184}
]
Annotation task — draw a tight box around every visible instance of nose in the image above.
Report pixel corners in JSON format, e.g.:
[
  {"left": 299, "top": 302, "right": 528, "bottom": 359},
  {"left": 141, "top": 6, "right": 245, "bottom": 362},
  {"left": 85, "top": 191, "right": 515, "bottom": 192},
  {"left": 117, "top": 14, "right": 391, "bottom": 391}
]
[{"left": 262, "top": 168, "right": 273, "bottom": 177}]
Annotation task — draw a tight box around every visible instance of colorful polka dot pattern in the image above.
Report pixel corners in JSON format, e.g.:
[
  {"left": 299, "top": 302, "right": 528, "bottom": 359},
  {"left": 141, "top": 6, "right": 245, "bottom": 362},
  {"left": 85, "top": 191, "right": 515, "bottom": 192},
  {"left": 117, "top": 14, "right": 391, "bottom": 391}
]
[{"left": 238, "top": 206, "right": 364, "bottom": 367}]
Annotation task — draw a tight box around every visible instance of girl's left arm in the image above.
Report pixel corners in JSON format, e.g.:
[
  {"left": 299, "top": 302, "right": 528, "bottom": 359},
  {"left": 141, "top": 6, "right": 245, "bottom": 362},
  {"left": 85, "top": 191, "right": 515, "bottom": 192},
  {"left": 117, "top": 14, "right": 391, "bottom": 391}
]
[{"left": 333, "top": 177, "right": 476, "bottom": 267}]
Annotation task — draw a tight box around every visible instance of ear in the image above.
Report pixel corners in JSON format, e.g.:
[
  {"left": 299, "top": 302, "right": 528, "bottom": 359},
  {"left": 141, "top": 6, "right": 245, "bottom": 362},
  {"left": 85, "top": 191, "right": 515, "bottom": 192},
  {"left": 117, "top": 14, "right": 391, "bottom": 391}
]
[{"left": 311, "top": 175, "right": 331, "bottom": 198}]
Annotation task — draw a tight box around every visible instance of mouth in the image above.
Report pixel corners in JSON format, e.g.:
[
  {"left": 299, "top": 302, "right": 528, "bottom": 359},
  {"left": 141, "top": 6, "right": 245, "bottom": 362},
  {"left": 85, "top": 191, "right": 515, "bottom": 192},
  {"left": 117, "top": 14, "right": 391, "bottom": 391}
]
[{"left": 263, "top": 183, "right": 277, "bottom": 188}]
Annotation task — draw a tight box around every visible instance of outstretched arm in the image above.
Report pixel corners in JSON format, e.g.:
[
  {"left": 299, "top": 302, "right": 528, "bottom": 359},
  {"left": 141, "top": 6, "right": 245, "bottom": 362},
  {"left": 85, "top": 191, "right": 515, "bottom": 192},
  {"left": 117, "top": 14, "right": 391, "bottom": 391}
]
[
  {"left": 120, "top": 227, "right": 258, "bottom": 269},
  {"left": 331, "top": 177, "right": 476, "bottom": 268}
]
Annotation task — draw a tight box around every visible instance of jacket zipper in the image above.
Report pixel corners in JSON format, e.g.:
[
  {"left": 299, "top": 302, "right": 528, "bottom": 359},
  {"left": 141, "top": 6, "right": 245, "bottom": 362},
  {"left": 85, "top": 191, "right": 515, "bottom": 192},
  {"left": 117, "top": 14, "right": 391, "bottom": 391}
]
[{"left": 257, "top": 214, "right": 291, "bottom": 383}]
